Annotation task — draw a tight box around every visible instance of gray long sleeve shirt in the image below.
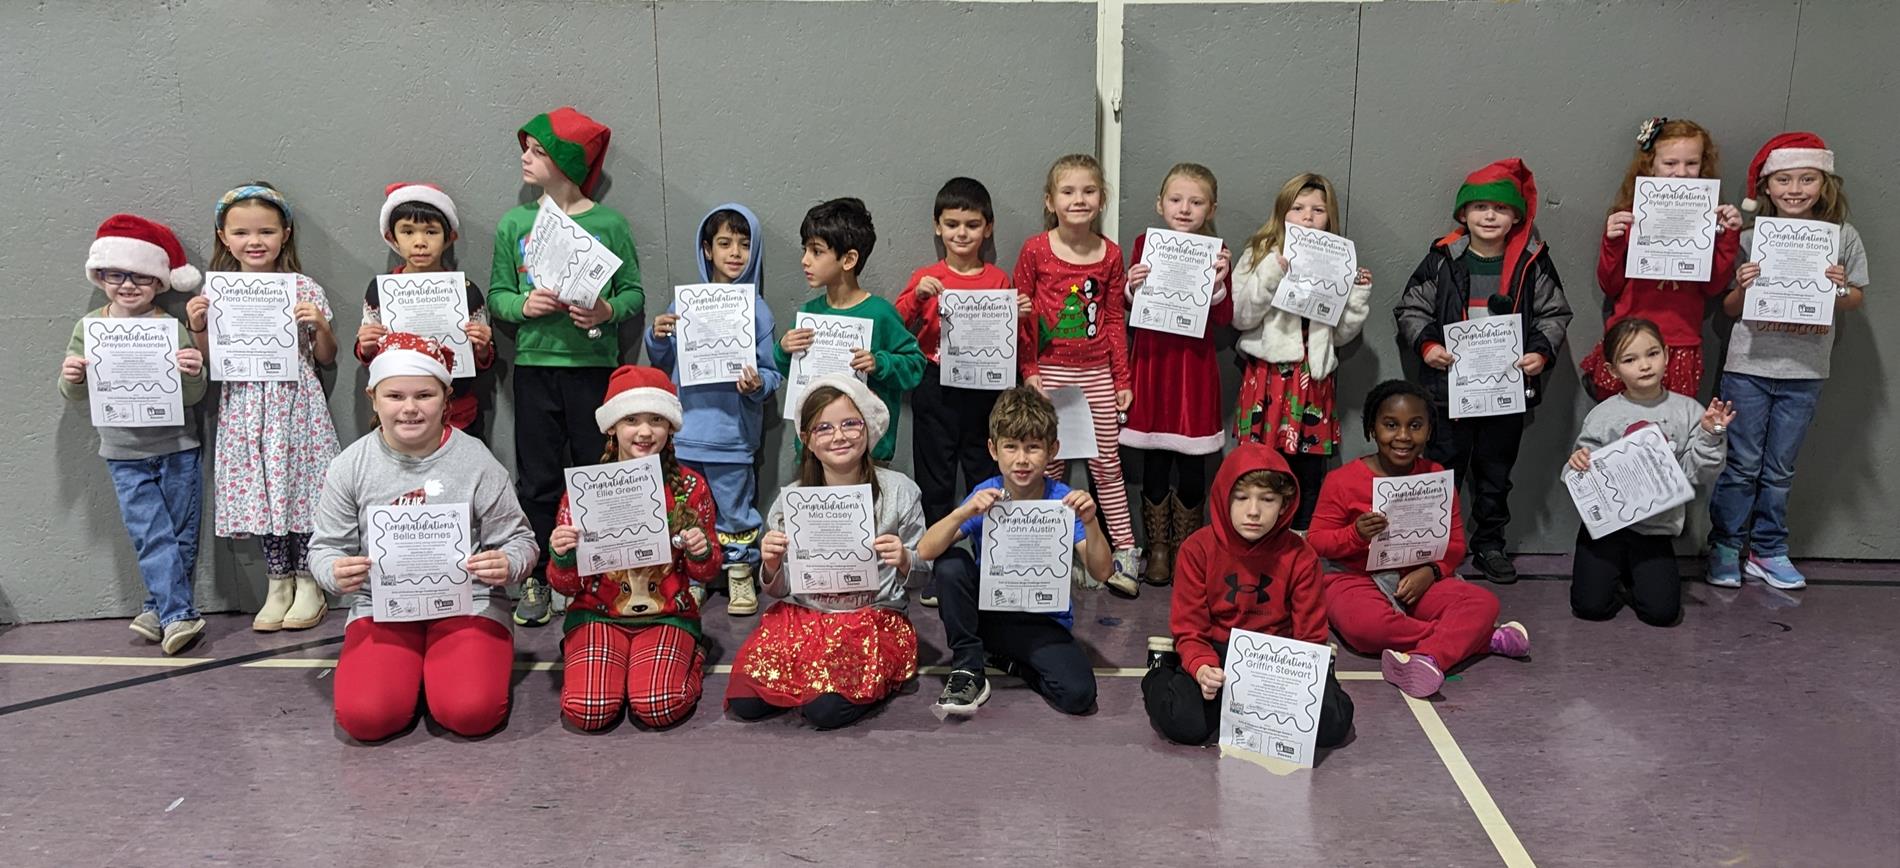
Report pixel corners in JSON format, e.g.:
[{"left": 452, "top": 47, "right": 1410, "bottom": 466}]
[
  {"left": 759, "top": 467, "right": 929, "bottom": 613},
  {"left": 1574, "top": 391, "right": 1726, "bottom": 537}
]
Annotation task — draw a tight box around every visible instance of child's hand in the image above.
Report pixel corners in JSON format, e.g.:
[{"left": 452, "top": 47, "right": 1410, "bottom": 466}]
[
  {"left": 522, "top": 289, "right": 566, "bottom": 318},
  {"left": 678, "top": 528, "right": 712, "bottom": 559},
  {"left": 1355, "top": 266, "right": 1373, "bottom": 286},
  {"left": 293, "top": 301, "right": 326, "bottom": 328},
  {"left": 781, "top": 328, "right": 815, "bottom": 354},
  {"left": 914, "top": 275, "right": 944, "bottom": 300},
  {"left": 1424, "top": 345, "right": 1455, "bottom": 370},
  {"left": 1395, "top": 565, "right": 1436, "bottom": 607},
  {"left": 185, "top": 295, "right": 210, "bottom": 331},
  {"left": 176, "top": 347, "right": 203, "bottom": 377},
  {"left": 1126, "top": 262, "right": 1151, "bottom": 292},
  {"left": 1715, "top": 204, "right": 1743, "bottom": 233},
  {"left": 1825, "top": 264, "right": 1848, "bottom": 288},
  {"left": 465, "top": 320, "right": 493, "bottom": 351},
  {"left": 1568, "top": 448, "right": 1593, "bottom": 473},
  {"left": 1194, "top": 664, "right": 1226, "bottom": 700},
  {"left": 1701, "top": 398, "right": 1736, "bottom": 435},
  {"left": 1062, "top": 489, "right": 1097, "bottom": 525},
  {"left": 1355, "top": 510, "right": 1389, "bottom": 541},
  {"left": 550, "top": 524, "right": 580, "bottom": 556},
  {"left": 1016, "top": 291, "right": 1034, "bottom": 318},
  {"left": 737, "top": 366, "right": 763, "bottom": 395},
  {"left": 960, "top": 487, "right": 1005, "bottom": 519},
  {"left": 1025, "top": 374, "right": 1043, "bottom": 395},
  {"left": 1275, "top": 252, "right": 1290, "bottom": 274},
  {"left": 872, "top": 534, "right": 909, "bottom": 571},
  {"left": 760, "top": 529, "right": 789, "bottom": 571},
  {"left": 332, "top": 556, "right": 372, "bottom": 595},
  {"left": 356, "top": 321, "right": 389, "bottom": 354},
  {"left": 1517, "top": 353, "right": 1547, "bottom": 377},
  {"left": 1214, "top": 248, "right": 1232, "bottom": 287},
  {"left": 850, "top": 348, "right": 877, "bottom": 374},
  {"left": 1115, "top": 389, "right": 1133, "bottom": 412},
  {"left": 1735, "top": 262, "right": 1761, "bottom": 292},
  {"left": 465, "top": 550, "right": 513, "bottom": 587},
  {"left": 651, "top": 312, "right": 679, "bottom": 339},
  {"left": 569, "top": 297, "right": 612, "bottom": 330},
  {"left": 1605, "top": 211, "right": 1634, "bottom": 240},
  {"left": 61, "top": 355, "right": 87, "bottom": 385}
]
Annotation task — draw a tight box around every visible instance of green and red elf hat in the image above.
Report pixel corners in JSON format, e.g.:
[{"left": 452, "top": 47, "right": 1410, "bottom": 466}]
[
  {"left": 519, "top": 106, "right": 611, "bottom": 197},
  {"left": 1443, "top": 157, "right": 1538, "bottom": 303}
]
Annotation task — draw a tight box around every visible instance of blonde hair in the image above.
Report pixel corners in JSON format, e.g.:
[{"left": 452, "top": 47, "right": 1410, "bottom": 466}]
[
  {"left": 1243, "top": 173, "right": 1343, "bottom": 267},
  {"left": 1157, "top": 162, "right": 1219, "bottom": 235},
  {"left": 1609, "top": 120, "right": 1722, "bottom": 215},
  {"left": 209, "top": 181, "right": 305, "bottom": 274},
  {"left": 1042, "top": 154, "right": 1109, "bottom": 232},
  {"left": 1753, "top": 170, "right": 1851, "bottom": 224}
]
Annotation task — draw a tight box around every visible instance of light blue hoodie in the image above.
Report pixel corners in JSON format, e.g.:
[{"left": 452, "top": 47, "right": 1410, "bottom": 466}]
[{"left": 646, "top": 203, "right": 782, "bottom": 464}]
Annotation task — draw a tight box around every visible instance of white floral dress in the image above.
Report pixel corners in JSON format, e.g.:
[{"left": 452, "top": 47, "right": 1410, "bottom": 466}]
[{"left": 213, "top": 273, "right": 342, "bottom": 537}]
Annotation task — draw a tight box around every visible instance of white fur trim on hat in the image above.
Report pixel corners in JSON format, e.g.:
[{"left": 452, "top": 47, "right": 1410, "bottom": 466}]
[
  {"left": 595, "top": 387, "right": 684, "bottom": 433},
  {"left": 380, "top": 184, "right": 461, "bottom": 253},
  {"left": 368, "top": 348, "right": 452, "bottom": 389},
  {"left": 86, "top": 236, "right": 202, "bottom": 293},
  {"left": 1760, "top": 147, "right": 1835, "bottom": 179},
  {"left": 803, "top": 372, "right": 889, "bottom": 444}
]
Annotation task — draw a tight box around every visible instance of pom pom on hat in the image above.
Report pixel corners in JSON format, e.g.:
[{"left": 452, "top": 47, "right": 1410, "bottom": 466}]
[
  {"left": 596, "top": 365, "right": 682, "bottom": 433},
  {"left": 380, "top": 182, "right": 460, "bottom": 252},
  {"left": 1742, "top": 131, "right": 1834, "bottom": 212},
  {"left": 803, "top": 372, "right": 890, "bottom": 445},
  {"left": 368, "top": 332, "right": 455, "bottom": 388},
  {"left": 86, "top": 214, "right": 201, "bottom": 293}
]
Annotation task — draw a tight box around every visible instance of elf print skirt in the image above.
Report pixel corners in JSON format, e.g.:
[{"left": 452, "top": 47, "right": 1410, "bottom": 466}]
[
  {"left": 1234, "top": 359, "right": 1339, "bottom": 456},
  {"left": 726, "top": 602, "right": 917, "bottom": 707}
]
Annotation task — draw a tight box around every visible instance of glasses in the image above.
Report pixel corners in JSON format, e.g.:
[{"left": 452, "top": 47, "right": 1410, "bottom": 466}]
[
  {"left": 808, "top": 418, "right": 867, "bottom": 440},
  {"left": 96, "top": 270, "right": 161, "bottom": 288}
]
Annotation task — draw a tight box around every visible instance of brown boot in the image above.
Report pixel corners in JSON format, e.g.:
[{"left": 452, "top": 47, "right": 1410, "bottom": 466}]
[
  {"left": 1141, "top": 497, "right": 1174, "bottom": 586},
  {"left": 1169, "top": 493, "right": 1204, "bottom": 557}
]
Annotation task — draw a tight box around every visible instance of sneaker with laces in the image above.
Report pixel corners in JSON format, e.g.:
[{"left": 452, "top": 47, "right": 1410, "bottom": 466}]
[
  {"left": 514, "top": 576, "right": 553, "bottom": 627},
  {"left": 1745, "top": 554, "right": 1807, "bottom": 590},
  {"left": 1473, "top": 549, "right": 1518, "bottom": 584},
  {"left": 1489, "top": 621, "right": 1531, "bottom": 658},
  {"left": 1381, "top": 649, "right": 1444, "bottom": 698},
  {"left": 726, "top": 564, "right": 759, "bottom": 616},
  {"left": 1106, "top": 549, "right": 1141, "bottom": 599},
  {"left": 159, "top": 618, "right": 205, "bottom": 656},
  {"left": 932, "top": 669, "right": 991, "bottom": 720},
  {"left": 129, "top": 611, "right": 162, "bottom": 643},
  {"left": 1705, "top": 544, "right": 1743, "bottom": 588}
]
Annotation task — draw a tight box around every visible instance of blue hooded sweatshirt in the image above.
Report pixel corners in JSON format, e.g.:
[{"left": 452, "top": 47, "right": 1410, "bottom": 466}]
[{"left": 646, "top": 203, "right": 783, "bottom": 464}]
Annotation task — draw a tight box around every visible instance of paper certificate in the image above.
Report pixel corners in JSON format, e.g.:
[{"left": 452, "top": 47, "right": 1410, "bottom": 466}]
[
  {"left": 1564, "top": 425, "right": 1696, "bottom": 539},
  {"left": 782, "top": 485, "right": 879, "bottom": 595},
  {"left": 204, "top": 272, "right": 298, "bottom": 381},
  {"left": 565, "top": 455, "right": 672, "bottom": 576},
  {"left": 675, "top": 283, "right": 759, "bottom": 386},
  {"left": 1129, "top": 228, "right": 1221, "bottom": 338},
  {"left": 1367, "top": 470, "right": 1454, "bottom": 571},
  {"left": 1445, "top": 314, "right": 1525, "bottom": 419},
  {"left": 378, "top": 272, "right": 473, "bottom": 378},
  {"left": 523, "top": 195, "right": 624, "bottom": 309},
  {"left": 979, "top": 500, "right": 1074, "bottom": 613},
  {"left": 82, "top": 318, "right": 183, "bottom": 428},
  {"left": 1626, "top": 177, "right": 1720, "bottom": 282},
  {"left": 1747, "top": 218, "right": 1840, "bottom": 326},
  {"left": 1271, "top": 224, "right": 1359, "bottom": 328},
  {"left": 782, "top": 313, "right": 872, "bottom": 422},
  {"left": 1219, "top": 629, "right": 1333, "bottom": 768},
  {"left": 938, "top": 289, "right": 1019, "bottom": 390},
  {"left": 1049, "top": 385, "right": 1098, "bottom": 460},
  {"left": 365, "top": 502, "right": 474, "bottom": 622}
]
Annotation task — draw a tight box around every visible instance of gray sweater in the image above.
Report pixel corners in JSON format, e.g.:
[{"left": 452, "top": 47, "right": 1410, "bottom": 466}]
[
  {"left": 760, "top": 466, "right": 929, "bottom": 613},
  {"left": 1574, "top": 391, "right": 1726, "bottom": 536},
  {"left": 59, "top": 308, "right": 207, "bottom": 460},
  {"left": 309, "top": 428, "right": 538, "bottom": 627}
]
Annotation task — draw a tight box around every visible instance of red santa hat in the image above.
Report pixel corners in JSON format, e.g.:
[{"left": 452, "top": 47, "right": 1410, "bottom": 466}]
[
  {"left": 595, "top": 365, "right": 683, "bottom": 433},
  {"left": 379, "top": 182, "right": 460, "bottom": 251},
  {"left": 85, "top": 214, "right": 202, "bottom": 293},
  {"left": 1741, "top": 132, "right": 1835, "bottom": 212},
  {"left": 368, "top": 332, "right": 455, "bottom": 388}
]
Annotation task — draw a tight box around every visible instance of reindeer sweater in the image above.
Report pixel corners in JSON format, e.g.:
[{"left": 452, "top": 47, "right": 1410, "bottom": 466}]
[{"left": 547, "top": 464, "right": 722, "bottom": 636}]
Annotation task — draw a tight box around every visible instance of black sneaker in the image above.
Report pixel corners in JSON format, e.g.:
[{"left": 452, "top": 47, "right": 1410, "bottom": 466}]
[
  {"left": 932, "top": 669, "right": 990, "bottom": 720},
  {"left": 1474, "top": 549, "right": 1518, "bottom": 584},
  {"left": 1145, "top": 636, "right": 1179, "bottom": 671}
]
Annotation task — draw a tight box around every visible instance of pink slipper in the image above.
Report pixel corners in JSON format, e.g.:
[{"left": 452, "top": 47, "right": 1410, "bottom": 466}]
[
  {"left": 1381, "top": 649, "right": 1444, "bottom": 698},
  {"left": 1489, "top": 621, "right": 1531, "bottom": 658}
]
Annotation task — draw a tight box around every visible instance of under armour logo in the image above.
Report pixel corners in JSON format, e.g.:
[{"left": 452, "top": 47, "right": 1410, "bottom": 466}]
[{"left": 1223, "top": 573, "right": 1270, "bottom": 605}]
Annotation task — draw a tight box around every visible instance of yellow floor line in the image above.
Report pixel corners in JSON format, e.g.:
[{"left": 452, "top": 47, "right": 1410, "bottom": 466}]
[
  {"left": 0, "top": 654, "right": 203, "bottom": 668},
  {"left": 1405, "top": 694, "right": 1536, "bottom": 868}
]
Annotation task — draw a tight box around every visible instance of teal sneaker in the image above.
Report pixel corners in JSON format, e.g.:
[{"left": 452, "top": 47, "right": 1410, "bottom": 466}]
[
  {"left": 1705, "top": 544, "right": 1742, "bottom": 588},
  {"left": 1745, "top": 555, "right": 1807, "bottom": 590}
]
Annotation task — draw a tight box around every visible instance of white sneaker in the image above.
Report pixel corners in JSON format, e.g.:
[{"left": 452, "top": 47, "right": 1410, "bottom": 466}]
[
  {"left": 160, "top": 618, "right": 205, "bottom": 656},
  {"left": 1106, "top": 549, "right": 1141, "bottom": 599},
  {"left": 129, "top": 611, "right": 162, "bottom": 643}
]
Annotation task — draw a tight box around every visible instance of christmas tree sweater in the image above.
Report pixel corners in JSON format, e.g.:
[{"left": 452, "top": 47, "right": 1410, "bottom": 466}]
[{"left": 1014, "top": 231, "right": 1130, "bottom": 390}]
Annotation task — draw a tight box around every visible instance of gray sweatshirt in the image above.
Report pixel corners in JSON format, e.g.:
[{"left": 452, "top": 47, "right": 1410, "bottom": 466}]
[
  {"left": 309, "top": 428, "right": 538, "bottom": 627},
  {"left": 1574, "top": 391, "right": 1726, "bottom": 536},
  {"left": 760, "top": 466, "right": 929, "bottom": 613},
  {"left": 59, "top": 308, "right": 207, "bottom": 460}
]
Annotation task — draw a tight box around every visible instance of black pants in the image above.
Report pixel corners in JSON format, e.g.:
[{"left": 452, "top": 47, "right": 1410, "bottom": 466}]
[
  {"left": 913, "top": 364, "right": 1003, "bottom": 524},
  {"left": 514, "top": 365, "right": 614, "bottom": 576},
  {"left": 1426, "top": 406, "right": 1524, "bottom": 553},
  {"left": 1141, "top": 645, "right": 1354, "bottom": 748},
  {"left": 1282, "top": 453, "right": 1328, "bottom": 532},
  {"left": 728, "top": 694, "right": 880, "bottom": 730},
  {"left": 935, "top": 548, "right": 1097, "bottom": 715},
  {"left": 1571, "top": 526, "right": 1682, "bottom": 626},
  {"left": 1140, "top": 450, "right": 1208, "bottom": 508}
]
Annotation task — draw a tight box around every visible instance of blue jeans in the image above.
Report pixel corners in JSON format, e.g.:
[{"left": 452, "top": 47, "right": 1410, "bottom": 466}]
[
  {"left": 681, "top": 459, "right": 760, "bottom": 567},
  {"left": 106, "top": 448, "right": 203, "bottom": 626},
  {"left": 1707, "top": 372, "right": 1822, "bottom": 558}
]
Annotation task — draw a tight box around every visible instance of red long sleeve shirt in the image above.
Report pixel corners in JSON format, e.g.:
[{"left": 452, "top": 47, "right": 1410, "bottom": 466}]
[
  {"left": 1013, "top": 231, "right": 1130, "bottom": 390},
  {"left": 892, "top": 260, "right": 1011, "bottom": 363},
  {"left": 1595, "top": 226, "right": 1741, "bottom": 348},
  {"left": 1307, "top": 457, "right": 1466, "bottom": 582}
]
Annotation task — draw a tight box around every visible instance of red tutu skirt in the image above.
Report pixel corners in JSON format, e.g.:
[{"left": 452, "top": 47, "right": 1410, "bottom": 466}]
[{"left": 725, "top": 602, "right": 917, "bottom": 706}]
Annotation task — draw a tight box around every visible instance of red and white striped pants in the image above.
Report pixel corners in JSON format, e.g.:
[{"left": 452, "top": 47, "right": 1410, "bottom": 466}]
[
  {"left": 561, "top": 621, "right": 705, "bottom": 730},
  {"left": 1038, "top": 363, "right": 1134, "bottom": 550}
]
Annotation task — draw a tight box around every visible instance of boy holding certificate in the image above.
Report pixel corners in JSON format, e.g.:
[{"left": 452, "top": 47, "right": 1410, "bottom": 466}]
[{"left": 917, "top": 385, "right": 1113, "bottom": 718}]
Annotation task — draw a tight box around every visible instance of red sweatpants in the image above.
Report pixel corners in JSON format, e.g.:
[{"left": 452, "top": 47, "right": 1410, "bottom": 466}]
[
  {"left": 561, "top": 621, "right": 705, "bottom": 731},
  {"left": 333, "top": 616, "right": 514, "bottom": 742},
  {"left": 1323, "top": 574, "right": 1500, "bottom": 671}
]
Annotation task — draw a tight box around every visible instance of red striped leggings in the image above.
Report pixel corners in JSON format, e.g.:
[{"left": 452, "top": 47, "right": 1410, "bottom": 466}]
[
  {"left": 333, "top": 616, "right": 513, "bottom": 742},
  {"left": 561, "top": 621, "right": 705, "bottom": 731},
  {"left": 1038, "top": 363, "right": 1134, "bottom": 550}
]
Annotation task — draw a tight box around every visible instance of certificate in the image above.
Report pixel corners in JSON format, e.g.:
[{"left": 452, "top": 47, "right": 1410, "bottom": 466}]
[
  {"left": 565, "top": 455, "right": 672, "bottom": 576},
  {"left": 365, "top": 502, "right": 473, "bottom": 622},
  {"left": 1564, "top": 425, "right": 1696, "bottom": 539},
  {"left": 82, "top": 318, "right": 183, "bottom": 428},
  {"left": 523, "top": 195, "right": 624, "bottom": 309},
  {"left": 782, "top": 313, "right": 871, "bottom": 422},
  {"left": 204, "top": 272, "right": 298, "bottom": 381},
  {"left": 782, "top": 484, "right": 879, "bottom": 595},
  {"left": 1445, "top": 314, "right": 1525, "bottom": 419},
  {"left": 1219, "top": 629, "right": 1334, "bottom": 768},
  {"left": 978, "top": 500, "right": 1074, "bottom": 613},
  {"left": 1747, "top": 217, "right": 1840, "bottom": 326},
  {"left": 675, "top": 283, "right": 759, "bottom": 386},
  {"left": 1271, "top": 224, "right": 1358, "bottom": 328},
  {"left": 1367, "top": 470, "right": 1454, "bottom": 571},
  {"left": 378, "top": 272, "right": 473, "bottom": 378},
  {"left": 1049, "top": 385, "right": 1098, "bottom": 460},
  {"left": 938, "top": 289, "right": 1018, "bottom": 390},
  {"left": 1128, "top": 228, "right": 1221, "bottom": 338},
  {"left": 1626, "top": 177, "right": 1720, "bottom": 282}
]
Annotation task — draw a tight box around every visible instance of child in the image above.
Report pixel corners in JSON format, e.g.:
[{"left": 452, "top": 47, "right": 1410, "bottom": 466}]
[
  {"left": 1015, "top": 154, "right": 1141, "bottom": 596},
  {"left": 489, "top": 106, "right": 645, "bottom": 628},
  {"left": 775, "top": 198, "right": 924, "bottom": 464},
  {"left": 1709, "top": 132, "right": 1870, "bottom": 590},
  {"left": 356, "top": 182, "right": 497, "bottom": 440},
  {"left": 1230, "top": 172, "right": 1375, "bottom": 533},
  {"left": 894, "top": 177, "right": 1015, "bottom": 526},
  {"left": 548, "top": 366, "right": 721, "bottom": 730},
  {"left": 1585, "top": 118, "right": 1744, "bottom": 399},
  {"left": 1121, "top": 163, "right": 1234, "bottom": 585},
  {"left": 61, "top": 215, "right": 209, "bottom": 654},
  {"left": 310, "top": 333, "right": 538, "bottom": 741},
  {"left": 647, "top": 203, "right": 781, "bottom": 616},
  {"left": 1308, "top": 381, "right": 1530, "bottom": 699},
  {"left": 918, "top": 384, "right": 1113, "bottom": 718},
  {"left": 728, "top": 375, "right": 927, "bottom": 729},
  {"left": 1394, "top": 158, "right": 1573, "bottom": 584},
  {"left": 1570, "top": 319, "right": 1732, "bottom": 626},
  {"left": 185, "top": 182, "right": 342, "bottom": 632},
  {"left": 1141, "top": 443, "right": 1353, "bottom": 748}
]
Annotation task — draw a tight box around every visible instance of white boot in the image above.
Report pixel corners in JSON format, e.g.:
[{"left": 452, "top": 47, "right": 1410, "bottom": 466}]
[
  {"left": 281, "top": 571, "right": 327, "bottom": 630},
  {"left": 252, "top": 574, "right": 296, "bottom": 632}
]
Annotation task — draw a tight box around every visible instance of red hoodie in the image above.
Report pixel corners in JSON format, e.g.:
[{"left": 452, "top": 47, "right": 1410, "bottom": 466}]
[
  {"left": 1170, "top": 444, "right": 1327, "bottom": 678},
  {"left": 1307, "top": 457, "right": 1466, "bottom": 582}
]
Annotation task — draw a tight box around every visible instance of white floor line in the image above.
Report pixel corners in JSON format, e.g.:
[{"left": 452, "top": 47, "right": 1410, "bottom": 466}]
[{"left": 1405, "top": 694, "right": 1537, "bottom": 867}]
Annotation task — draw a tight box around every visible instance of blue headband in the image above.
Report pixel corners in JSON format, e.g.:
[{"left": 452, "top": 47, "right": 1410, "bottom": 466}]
[{"left": 216, "top": 185, "right": 293, "bottom": 225}]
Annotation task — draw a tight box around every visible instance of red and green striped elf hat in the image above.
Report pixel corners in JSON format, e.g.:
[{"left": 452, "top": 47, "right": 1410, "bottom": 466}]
[
  {"left": 1446, "top": 157, "right": 1538, "bottom": 300},
  {"left": 518, "top": 106, "right": 612, "bottom": 197}
]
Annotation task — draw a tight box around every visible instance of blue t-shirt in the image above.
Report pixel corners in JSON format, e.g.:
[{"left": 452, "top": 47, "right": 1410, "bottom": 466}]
[{"left": 957, "top": 476, "right": 1087, "bottom": 629}]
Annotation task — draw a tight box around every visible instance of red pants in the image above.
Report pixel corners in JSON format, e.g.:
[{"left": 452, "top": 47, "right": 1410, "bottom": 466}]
[
  {"left": 1323, "top": 574, "right": 1500, "bottom": 671},
  {"left": 333, "top": 616, "right": 513, "bottom": 742},
  {"left": 561, "top": 621, "right": 704, "bottom": 731}
]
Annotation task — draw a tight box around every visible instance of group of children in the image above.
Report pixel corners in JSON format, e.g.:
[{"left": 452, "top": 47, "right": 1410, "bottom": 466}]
[{"left": 61, "top": 106, "right": 1867, "bottom": 749}]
